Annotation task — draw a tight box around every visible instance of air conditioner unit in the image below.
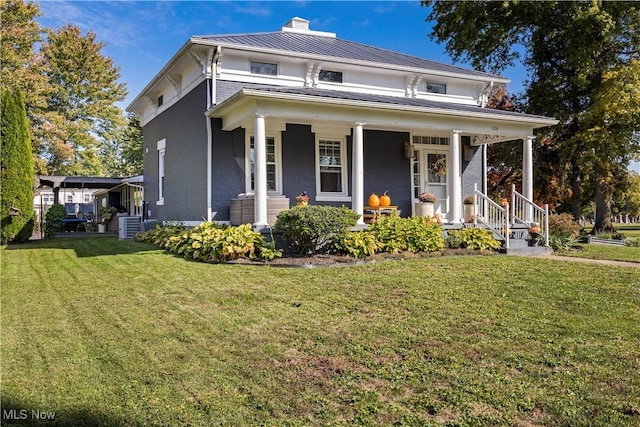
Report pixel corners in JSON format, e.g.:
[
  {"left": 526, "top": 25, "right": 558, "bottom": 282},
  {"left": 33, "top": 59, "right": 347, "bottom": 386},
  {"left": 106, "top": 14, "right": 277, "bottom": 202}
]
[{"left": 118, "top": 216, "right": 141, "bottom": 240}]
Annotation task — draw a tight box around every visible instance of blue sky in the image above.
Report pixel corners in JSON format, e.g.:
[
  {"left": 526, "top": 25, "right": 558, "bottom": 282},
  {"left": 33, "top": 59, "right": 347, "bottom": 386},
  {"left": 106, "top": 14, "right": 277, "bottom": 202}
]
[{"left": 36, "top": 0, "right": 529, "bottom": 109}]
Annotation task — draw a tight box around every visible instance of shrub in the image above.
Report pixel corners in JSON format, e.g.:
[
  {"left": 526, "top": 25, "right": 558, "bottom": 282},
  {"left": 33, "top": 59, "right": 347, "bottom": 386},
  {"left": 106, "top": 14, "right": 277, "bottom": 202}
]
[
  {"left": 446, "top": 228, "right": 501, "bottom": 251},
  {"left": 336, "top": 231, "right": 382, "bottom": 258},
  {"left": 625, "top": 237, "right": 640, "bottom": 247},
  {"left": 275, "top": 205, "right": 359, "bottom": 254},
  {"left": 1, "top": 89, "right": 34, "bottom": 244},
  {"left": 43, "top": 204, "right": 67, "bottom": 239},
  {"left": 136, "top": 222, "right": 281, "bottom": 262},
  {"left": 548, "top": 213, "right": 581, "bottom": 239},
  {"left": 548, "top": 235, "right": 580, "bottom": 252},
  {"left": 368, "top": 215, "right": 444, "bottom": 254}
]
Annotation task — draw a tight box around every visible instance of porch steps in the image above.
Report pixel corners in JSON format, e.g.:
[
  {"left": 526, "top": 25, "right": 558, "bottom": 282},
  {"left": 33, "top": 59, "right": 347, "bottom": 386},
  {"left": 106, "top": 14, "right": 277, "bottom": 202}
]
[{"left": 503, "top": 238, "right": 552, "bottom": 256}]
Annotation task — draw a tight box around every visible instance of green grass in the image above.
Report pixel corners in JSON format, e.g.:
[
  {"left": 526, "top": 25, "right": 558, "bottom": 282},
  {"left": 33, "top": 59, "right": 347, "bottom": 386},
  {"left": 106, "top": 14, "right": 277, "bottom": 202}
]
[
  {"left": 583, "top": 223, "right": 640, "bottom": 238},
  {"left": 557, "top": 243, "right": 640, "bottom": 263},
  {"left": 2, "top": 238, "right": 640, "bottom": 426}
]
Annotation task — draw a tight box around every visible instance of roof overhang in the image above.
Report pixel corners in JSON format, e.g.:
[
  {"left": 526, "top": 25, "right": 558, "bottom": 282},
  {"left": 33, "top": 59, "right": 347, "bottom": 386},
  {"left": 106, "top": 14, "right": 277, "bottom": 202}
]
[
  {"left": 206, "top": 88, "right": 558, "bottom": 140},
  {"left": 38, "top": 176, "right": 124, "bottom": 190}
]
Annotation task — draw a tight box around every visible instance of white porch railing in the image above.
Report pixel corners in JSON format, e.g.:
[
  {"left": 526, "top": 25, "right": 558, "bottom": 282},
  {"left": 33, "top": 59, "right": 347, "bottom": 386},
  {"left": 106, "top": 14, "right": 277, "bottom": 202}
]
[
  {"left": 510, "top": 184, "right": 549, "bottom": 247},
  {"left": 473, "top": 184, "right": 510, "bottom": 248}
]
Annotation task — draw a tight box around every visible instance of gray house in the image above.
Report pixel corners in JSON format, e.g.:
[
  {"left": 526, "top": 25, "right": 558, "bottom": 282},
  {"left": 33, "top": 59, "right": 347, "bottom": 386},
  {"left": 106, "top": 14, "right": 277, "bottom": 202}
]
[{"left": 127, "top": 17, "right": 556, "bottom": 230}]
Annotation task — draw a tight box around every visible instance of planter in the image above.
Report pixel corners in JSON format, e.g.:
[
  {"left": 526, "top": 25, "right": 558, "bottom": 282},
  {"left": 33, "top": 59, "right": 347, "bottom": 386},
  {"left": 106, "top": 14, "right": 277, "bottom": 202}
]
[
  {"left": 98, "top": 224, "right": 105, "bottom": 233},
  {"left": 463, "top": 204, "right": 478, "bottom": 223},
  {"left": 296, "top": 200, "right": 309, "bottom": 207},
  {"left": 415, "top": 202, "right": 434, "bottom": 217}
]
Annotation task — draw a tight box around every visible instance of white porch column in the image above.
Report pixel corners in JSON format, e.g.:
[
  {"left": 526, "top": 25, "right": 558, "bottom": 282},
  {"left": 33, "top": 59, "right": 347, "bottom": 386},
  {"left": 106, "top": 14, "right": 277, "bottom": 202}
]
[
  {"left": 523, "top": 135, "right": 535, "bottom": 221},
  {"left": 253, "top": 114, "right": 268, "bottom": 228},
  {"left": 449, "top": 130, "right": 462, "bottom": 223},
  {"left": 353, "top": 122, "right": 365, "bottom": 225}
]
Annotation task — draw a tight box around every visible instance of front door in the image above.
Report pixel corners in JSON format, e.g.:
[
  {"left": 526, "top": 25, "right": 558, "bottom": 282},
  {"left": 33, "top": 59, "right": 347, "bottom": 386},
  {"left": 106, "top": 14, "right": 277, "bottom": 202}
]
[{"left": 412, "top": 147, "right": 448, "bottom": 218}]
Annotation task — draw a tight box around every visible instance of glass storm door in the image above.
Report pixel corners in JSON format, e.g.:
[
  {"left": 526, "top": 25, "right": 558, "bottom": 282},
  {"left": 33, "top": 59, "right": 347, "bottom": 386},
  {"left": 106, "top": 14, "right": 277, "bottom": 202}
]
[{"left": 412, "top": 148, "right": 448, "bottom": 217}]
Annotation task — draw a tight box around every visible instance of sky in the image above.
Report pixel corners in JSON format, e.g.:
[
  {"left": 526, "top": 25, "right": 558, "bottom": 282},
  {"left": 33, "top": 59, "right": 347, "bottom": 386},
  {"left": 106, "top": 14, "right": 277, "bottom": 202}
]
[{"left": 36, "top": 0, "right": 530, "bottom": 109}]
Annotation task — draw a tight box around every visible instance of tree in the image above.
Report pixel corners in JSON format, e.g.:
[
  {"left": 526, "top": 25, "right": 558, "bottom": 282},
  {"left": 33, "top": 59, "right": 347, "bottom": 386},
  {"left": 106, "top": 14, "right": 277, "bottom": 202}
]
[
  {"left": 0, "top": 0, "right": 49, "bottom": 173},
  {"left": 423, "top": 1, "right": 640, "bottom": 232},
  {"left": 1, "top": 89, "right": 35, "bottom": 243},
  {"left": 101, "top": 113, "right": 143, "bottom": 177},
  {"left": 39, "top": 24, "right": 127, "bottom": 175}
]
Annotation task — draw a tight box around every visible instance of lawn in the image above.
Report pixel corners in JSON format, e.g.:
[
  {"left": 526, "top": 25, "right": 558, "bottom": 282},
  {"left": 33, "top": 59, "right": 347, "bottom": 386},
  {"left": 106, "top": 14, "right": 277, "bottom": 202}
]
[
  {"left": 559, "top": 243, "right": 640, "bottom": 263},
  {"left": 2, "top": 238, "right": 639, "bottom": 426}
]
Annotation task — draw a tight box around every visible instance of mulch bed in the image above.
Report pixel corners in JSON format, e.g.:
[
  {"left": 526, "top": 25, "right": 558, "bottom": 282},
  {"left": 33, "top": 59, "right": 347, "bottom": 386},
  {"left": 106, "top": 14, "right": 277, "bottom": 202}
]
[{"left": 228, "top": 248, "right": 497, "bottom": 268}]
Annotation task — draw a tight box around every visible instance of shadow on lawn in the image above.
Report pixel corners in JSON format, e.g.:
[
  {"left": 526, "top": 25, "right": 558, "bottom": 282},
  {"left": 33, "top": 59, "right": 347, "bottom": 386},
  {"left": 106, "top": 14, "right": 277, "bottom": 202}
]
[
  {"left": 3, "top": 237, "right": 158, "bottom": 258},
  {"left": 1, "top": 394, "right": 131, "bottom": 426}
]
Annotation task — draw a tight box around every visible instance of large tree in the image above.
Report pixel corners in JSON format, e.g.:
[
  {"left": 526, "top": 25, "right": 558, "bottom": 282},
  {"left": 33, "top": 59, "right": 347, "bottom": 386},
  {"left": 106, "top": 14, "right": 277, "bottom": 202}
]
[
  {"left": 101, "top": 113, "right": 144, "bottom": 177},
  {"left": 1, "top": 89, "right": 35, "bottom": 243},
  {"left": 39, "top": 24, "right": 127, "bottom": 175},
  {"left": 0, "top": 0, "right": 48, "bottom": 173},
  {"left": 423, "top": 1, "right": 640, "bottom": 232}
]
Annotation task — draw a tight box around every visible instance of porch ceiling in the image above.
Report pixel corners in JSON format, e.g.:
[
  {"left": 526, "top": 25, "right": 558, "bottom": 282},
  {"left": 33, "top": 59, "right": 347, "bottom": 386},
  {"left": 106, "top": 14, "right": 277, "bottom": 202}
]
[{"left": 207, "top": 86, "right": 557, "bottom": 139}]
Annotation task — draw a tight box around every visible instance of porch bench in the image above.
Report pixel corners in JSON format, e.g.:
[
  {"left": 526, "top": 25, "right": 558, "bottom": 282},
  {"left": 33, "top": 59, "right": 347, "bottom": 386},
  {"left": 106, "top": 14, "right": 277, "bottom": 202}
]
[{"left": 363, "top": 205, "right": 398, "bottom": 223}]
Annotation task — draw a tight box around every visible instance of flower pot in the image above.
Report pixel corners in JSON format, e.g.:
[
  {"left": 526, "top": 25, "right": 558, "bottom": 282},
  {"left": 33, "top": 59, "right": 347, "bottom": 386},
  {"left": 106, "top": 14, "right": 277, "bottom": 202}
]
[
  {"left": 415, "top": 202, "right": 434, "bottom": 217},
  {"left": 296, "top": 200, "right": 308, "bottom": 207},
  {"left": 98, "top": 224, "right": 105, "bottom": 233},
  {"left": 463, "top": 204, "right": 477, "bottom": 223}
]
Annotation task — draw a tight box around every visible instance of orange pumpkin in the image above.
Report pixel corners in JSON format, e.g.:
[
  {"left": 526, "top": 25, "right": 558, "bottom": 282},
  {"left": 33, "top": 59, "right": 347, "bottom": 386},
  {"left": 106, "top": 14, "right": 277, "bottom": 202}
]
[
  {"left": 380, "top": 191, "right": 391, "bottom": 207},
  {"left": 368, "top": 193, "right": 380, "bottom": 207}
]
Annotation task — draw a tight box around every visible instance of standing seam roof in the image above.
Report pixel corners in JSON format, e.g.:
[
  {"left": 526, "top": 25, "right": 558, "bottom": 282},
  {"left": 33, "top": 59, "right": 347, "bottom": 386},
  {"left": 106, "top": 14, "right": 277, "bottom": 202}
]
[{"left": 193, "top": 32, "right": 502, "bottom": 79}]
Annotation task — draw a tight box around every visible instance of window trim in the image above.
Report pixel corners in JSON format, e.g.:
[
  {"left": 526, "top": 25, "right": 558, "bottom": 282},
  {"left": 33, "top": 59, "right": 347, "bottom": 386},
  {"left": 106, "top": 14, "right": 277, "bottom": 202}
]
[
  {"left": 245, "top": 134, "right": 282, "bottom": 195},
  {"left": 315, "top": 136, "right": 350, "bottom": 202},
  {"left": 157, "top": 138, "right": 166, "bottom": 205}
]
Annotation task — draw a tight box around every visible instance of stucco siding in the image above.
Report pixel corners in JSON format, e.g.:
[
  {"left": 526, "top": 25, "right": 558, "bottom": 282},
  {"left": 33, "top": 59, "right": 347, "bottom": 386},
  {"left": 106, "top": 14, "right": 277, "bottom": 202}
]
[{"left": 143, "top": 80, "right": 208, "bottom": 221}]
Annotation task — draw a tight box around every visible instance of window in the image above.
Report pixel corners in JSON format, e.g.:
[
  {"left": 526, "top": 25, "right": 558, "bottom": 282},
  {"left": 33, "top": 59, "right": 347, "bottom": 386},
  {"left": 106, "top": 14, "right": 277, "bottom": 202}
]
[
  {"left": 426, "top": 82, "right": 446, "bottom": 94},
  {"left": 316, "top": 138, "right": 348, "bottom": 199},
  {"left": 412, "top": 135, "right": 449, "bottom": 146},
  {"left": 250, "top": 61, "right": 277, "bottom": 76},
  {"left": 84, "top": 194, "right": 91, "bottom": 203},
  {"left": 319, "top": 70, "right": 343, "bottom": 83},
  {"left": 67, "top": 195, "right": 73, "bottom": 203},
  {"left": 157, "top": 139, "right": 166, "bottom": 205},
  {"left": 248, "top": 136, "right": 280, "bottom": 194}
]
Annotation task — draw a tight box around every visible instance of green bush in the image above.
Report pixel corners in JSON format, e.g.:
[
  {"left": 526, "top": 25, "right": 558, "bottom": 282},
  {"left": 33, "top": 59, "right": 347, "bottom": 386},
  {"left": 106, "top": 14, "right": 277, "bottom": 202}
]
[
  {"left": 135, "top": 222, "right": 281, "bottom": 262},
  {"left": 43, "top": 204, "right": 67, "bottom": 239},
  {"left": 336, "top": 231, "right": 382, "bottom": 259},
  {"left": 548, "top": 235, "right": 580, "bottom": 252},
  {"left": 1, "top": 89, "right": 34, "bottom": 244},
  {"left": 445, "top": 227, "right": 501, "bottom": 251},
  {"left": 368, "top": 215, "right": 444, "bottom": 254},
  {"left": 624, "top": 237, "right": 640, "bottom": 247},
  {"left": 275, "top": 205, "right": 359, "bottom": 254},
  {"left": 548, "top": 213, "right": 582, "bottom": 239}
]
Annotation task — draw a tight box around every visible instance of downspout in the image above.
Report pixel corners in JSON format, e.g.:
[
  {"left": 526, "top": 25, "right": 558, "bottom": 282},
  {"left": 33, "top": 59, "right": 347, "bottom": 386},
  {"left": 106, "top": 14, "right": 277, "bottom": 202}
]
[
  {"left": 205, "top": 109, "right": 213, "bottom": 221},
  {"left": 204, "top": 46, "right": 220, "bottom": 222}
]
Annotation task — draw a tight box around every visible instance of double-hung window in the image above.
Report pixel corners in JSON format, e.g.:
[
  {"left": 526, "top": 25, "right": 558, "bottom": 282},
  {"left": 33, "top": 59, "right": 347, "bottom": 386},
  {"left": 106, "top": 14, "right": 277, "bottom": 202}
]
[
  {"left": 315, "top": 137, "right": 349, "bottom": 201},
  {"left": 248, "top": 135, "right": 281, "bottom": 194}
]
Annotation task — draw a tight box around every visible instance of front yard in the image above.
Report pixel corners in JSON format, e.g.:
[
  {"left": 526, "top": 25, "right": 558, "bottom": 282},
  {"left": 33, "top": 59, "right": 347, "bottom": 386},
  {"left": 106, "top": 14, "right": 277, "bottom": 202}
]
[{"left": 2, "top": 237, "right": 639, "bottom": 426}]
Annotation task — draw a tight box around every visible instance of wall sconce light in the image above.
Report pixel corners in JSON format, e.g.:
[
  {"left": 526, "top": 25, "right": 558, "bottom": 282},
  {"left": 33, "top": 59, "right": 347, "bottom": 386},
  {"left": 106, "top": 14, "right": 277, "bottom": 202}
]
[{"left": 403, "top": 141, "right": 412, "bottom": 160}]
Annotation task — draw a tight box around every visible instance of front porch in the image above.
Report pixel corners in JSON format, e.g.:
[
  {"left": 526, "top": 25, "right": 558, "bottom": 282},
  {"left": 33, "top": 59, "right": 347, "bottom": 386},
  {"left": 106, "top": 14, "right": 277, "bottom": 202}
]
[{"left": 208, "top": 91, "right": 554, "bottom": 230}]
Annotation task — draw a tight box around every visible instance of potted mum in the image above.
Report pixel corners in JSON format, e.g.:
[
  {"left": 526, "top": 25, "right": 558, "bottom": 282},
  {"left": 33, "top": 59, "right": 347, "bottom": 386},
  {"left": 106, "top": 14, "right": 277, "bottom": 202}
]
[
  {"left": 296, "top": 191, "right": 310, "bottom": 207},
  {"left": 528, "top": 222, "right": 541, "bottom": 246},
  {"left": 415, "top": 192, "right": 437, "bottom": 217}
]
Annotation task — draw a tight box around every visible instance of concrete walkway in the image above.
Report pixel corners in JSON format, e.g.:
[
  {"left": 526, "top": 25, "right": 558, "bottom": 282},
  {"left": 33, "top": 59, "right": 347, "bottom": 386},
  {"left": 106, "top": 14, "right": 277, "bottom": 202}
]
[{"left": 540, "top": 254, "right": 640, "bottom": 268}]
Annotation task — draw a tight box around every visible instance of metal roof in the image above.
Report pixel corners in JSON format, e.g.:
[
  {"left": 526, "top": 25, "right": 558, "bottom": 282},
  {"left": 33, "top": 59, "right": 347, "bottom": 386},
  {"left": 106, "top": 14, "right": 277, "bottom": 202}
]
[
  {"left": 193, "top": 31, "right": 502, "bottom": 80},
  {"left": 217, "top": 82, "right": 554, "bottom": 123}
]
